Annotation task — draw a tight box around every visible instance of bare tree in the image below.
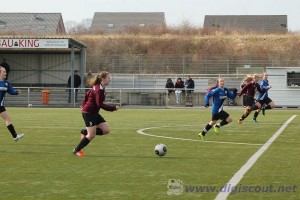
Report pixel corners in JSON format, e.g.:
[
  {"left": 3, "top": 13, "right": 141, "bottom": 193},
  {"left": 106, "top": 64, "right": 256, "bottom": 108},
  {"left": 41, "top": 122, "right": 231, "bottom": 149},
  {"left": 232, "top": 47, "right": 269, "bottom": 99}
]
[{"left": 65, "top": 18, "right": 92, "bottom": 34}]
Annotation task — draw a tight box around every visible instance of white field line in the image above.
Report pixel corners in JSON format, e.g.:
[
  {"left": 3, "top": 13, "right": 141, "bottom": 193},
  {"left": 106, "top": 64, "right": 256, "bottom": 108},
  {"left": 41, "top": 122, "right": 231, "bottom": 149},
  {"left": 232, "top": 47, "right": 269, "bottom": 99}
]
[
  {"left": 214, "top": 115, "right": 297, "bottom": 200},
  {"left": 136, "top": 126, "right": 263, "bottom": 146}
]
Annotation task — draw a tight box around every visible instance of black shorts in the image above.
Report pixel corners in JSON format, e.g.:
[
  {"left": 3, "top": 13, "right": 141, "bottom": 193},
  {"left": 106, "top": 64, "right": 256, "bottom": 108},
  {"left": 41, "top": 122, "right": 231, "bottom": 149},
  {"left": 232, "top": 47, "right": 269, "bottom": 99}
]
[
  {"left": 82, "top": 112, "right": 106, "bottom": 127},
  {"left": 257, "top": 97, "right": 273, "bottom": 106},
  {"left": 212, "top": 110, "right": 229, "bottom": 121},
  {"left": 244, "top": 96, "right": 255, "bottom": 107},
  {"left": 0, "top": 106, "right": 6, "bottom": 113}
]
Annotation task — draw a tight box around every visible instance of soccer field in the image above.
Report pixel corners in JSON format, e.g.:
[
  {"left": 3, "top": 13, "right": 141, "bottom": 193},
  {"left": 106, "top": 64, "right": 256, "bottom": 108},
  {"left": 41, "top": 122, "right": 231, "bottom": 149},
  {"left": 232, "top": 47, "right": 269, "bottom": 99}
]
[{"left": 0, "top": 107, "right": 299, "bottom": 200}]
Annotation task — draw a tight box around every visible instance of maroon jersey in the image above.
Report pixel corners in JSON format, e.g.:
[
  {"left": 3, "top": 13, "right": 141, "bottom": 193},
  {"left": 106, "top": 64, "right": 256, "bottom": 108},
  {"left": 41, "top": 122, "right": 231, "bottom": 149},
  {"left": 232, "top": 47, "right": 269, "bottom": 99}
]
[
  {"left": 238, "top": 81, "right": 264, "bottom": 97},
  {"left": 81, "top": 84, "right": 116, "bottom": 113}
]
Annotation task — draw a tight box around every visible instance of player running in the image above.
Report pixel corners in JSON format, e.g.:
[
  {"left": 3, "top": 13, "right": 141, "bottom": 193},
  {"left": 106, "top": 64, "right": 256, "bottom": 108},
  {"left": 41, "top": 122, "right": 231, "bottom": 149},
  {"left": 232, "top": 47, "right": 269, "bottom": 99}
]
[
  {"left": 199, "top": 78, "right": 238, "bottom": 140},
  {"left": 0, "top": 67, "right": 24, "bottom": 142},
  {"left": 237, "top": 73, "right": 265, "bottom": 123},
  {"left": 256, "top": 72, "right": 275, "bottom": 116},
  {"left": 72, "top": 71, "right": 120, "bottom": 157}
]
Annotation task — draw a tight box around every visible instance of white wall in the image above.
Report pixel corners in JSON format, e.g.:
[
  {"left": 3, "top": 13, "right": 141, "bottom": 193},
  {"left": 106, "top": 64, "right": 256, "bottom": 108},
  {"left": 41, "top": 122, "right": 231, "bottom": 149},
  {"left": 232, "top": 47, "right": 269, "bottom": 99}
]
[{"left": 266, "top": 67, "right": 300, "bottom": 107}]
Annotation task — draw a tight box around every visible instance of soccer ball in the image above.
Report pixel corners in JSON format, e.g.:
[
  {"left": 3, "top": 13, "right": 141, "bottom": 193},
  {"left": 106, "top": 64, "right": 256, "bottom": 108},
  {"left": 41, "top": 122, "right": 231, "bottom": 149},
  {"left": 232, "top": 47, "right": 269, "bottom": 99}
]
[
  {"left": 28, "top": 104, "right": 33, "bottom": 107},
  {"left": 154, "top": 144, "right": 167, "bottom": 156}
]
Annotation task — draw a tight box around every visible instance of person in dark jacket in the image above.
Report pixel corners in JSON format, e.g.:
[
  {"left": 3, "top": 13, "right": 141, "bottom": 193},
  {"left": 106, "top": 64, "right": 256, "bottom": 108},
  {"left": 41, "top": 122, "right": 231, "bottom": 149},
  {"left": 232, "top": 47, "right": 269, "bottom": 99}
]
[
  {"left": 165, "top": 78, "right": 175, "bottom": 101},
  {"left": 68, "top": 70, "right": 81, "bottom": 103},
  {"left": 185, "top": 75, "right": 195, "bottom": 107}
]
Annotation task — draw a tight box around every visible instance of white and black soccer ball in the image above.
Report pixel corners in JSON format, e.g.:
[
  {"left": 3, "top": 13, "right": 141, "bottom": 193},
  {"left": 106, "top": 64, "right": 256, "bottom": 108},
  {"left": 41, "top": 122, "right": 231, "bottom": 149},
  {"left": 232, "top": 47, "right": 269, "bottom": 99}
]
[
  {"left": 154, "top": 143, "right": 167, "bottom": 156},
  {"left": 28, "top": 104, "right": 33, "bottom": 107}
]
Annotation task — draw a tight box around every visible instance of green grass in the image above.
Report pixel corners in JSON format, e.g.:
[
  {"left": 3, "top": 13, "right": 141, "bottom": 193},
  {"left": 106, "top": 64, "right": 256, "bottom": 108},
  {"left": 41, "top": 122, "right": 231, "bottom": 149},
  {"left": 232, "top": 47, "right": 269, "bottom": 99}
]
[{"left": 0, "top": 108, "right": 299, "bottom": 200}]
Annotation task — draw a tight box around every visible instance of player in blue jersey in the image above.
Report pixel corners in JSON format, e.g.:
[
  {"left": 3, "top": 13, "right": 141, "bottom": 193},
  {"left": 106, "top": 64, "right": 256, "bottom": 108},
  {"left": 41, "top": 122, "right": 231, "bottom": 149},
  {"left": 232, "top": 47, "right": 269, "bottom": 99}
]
[
  {"left": 199, "top": 78, "right": 238, "bottom": 140},
  {"left": 0, "top": 66, "right": 24, "bottom": 142},
  {"left": 256, "top": 72, "right": 275, "bottom": 115}
]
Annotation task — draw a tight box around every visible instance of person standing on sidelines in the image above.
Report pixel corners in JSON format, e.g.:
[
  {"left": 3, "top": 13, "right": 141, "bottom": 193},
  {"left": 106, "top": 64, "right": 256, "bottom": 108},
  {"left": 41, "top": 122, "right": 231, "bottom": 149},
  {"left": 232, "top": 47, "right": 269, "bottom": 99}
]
[
  {"left": 73, "top": 71, "right": 120, "bottom": 157},
  {"left": 0, "top": 67, "right": 24, "bottom": 141},
  {"left": 199, "top": 78, "right": 237, "bottom": 140},
  {"left": 68, "top": 70, "right": 81, "bottom": 103}
]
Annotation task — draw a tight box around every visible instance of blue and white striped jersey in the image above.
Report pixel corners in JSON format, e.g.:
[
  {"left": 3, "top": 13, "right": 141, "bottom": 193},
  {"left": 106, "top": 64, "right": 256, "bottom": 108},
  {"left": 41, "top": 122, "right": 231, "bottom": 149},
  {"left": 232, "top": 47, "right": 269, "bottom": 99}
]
[
  {"left": 0, "top": 80, "right": 19, "bottom": 106},
  {"left": 204, "top": 87, "right": 237, "bottom": 114},
  {"left": 257, "top": 79, "right": 270, "bottom": 101}
]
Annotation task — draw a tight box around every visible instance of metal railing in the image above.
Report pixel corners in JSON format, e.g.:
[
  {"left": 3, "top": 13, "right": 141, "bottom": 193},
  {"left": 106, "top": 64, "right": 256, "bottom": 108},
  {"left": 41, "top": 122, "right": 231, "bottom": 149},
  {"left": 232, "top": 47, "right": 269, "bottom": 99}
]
[{"left": 86, "top": 54, "right": 300, "bottom": 74}]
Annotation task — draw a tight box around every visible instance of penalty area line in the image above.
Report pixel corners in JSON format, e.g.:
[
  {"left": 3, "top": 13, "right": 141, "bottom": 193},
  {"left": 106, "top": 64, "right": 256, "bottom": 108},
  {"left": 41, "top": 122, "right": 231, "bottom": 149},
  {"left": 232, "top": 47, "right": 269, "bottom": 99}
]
[
  {"left": 215, "top": 115, "right": 297, "bottom": 200},
  {"left": 137, "top": 127, "right": 263, "bottom": 146}
]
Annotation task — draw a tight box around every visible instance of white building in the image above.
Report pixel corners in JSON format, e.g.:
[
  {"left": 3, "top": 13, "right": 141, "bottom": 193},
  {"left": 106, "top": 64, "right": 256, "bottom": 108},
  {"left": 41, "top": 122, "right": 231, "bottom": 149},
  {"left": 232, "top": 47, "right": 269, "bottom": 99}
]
[{"left": 266, "top": 67, "right": 300, "bottom": 107}]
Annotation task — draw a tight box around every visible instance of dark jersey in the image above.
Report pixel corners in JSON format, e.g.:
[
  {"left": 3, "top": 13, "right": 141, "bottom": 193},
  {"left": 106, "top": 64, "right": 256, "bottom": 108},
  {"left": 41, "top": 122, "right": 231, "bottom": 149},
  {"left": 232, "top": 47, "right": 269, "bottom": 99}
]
[
  {"left": 238, "top": 81, "right": 264, "bottom": 97},
  {"left": 81, "top": 84, "right": 116, "bottom": 114}
]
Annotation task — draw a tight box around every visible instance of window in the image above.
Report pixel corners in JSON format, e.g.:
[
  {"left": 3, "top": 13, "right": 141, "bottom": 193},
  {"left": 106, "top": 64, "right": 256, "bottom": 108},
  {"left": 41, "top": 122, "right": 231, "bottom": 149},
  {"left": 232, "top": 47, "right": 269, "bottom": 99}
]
[
  {"left": 139, "top": 24, "right": 145, "bottom": 28},
  {"left": 37, "top": 25, "right": 46, "bottom": 30},
  {"left": 0, "top": 24, "right": 5, "bottom": 29},
  {"left": 108, "top": 24, "right": 114, "bottom": 28},
  {"left": 22, "top": 25, "right": 30, "bottom": 30},
  {"left": 287, "top": 71, "right": 300, "bottom": 86}
]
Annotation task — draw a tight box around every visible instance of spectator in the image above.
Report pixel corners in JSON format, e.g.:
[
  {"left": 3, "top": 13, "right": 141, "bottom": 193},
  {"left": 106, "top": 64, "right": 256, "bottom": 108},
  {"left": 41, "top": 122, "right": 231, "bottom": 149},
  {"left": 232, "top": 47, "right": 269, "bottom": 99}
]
[
  {"left": 185, "top": 75, "right": 195, "bottom": 107},
  {"left": 83, "top": 69, "right": 95, "bottom": 92},
  {"left": 174, "top": 78, "right": 185, "bottom": 104},
  {"left": 165, "top": 78, "right": 175, "bottom": 101},
  {"left": 68, "top": 70, "right": 82, "bottom": 103},
  {"left": 0, "top": 58, "right": 10, "bottom": 80}
]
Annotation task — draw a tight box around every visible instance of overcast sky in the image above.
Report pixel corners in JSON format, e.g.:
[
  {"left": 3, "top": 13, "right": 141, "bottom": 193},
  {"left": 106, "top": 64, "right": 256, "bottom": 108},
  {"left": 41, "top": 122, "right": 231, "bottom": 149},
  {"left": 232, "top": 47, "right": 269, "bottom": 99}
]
[{"left": 1, "top": 0, "right": 300, "bottom": 31}]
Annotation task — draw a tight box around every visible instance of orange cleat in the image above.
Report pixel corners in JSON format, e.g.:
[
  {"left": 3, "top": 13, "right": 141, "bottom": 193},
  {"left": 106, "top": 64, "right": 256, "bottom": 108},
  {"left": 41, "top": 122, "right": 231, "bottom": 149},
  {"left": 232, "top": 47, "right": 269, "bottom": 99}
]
[
  {"left": 73, "top": 148, "right": 86, "bottom": 157},
  {"left": 75, "top": 150, "right": 86, "bottom": 157},
  {"left": 237, "top": 119, "right": 243, "bottom": 124}
]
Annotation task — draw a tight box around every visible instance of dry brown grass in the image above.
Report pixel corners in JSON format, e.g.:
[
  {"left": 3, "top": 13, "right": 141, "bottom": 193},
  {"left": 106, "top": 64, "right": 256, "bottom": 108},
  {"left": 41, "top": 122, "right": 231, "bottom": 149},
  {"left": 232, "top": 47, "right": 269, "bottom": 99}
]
[{"left": 75, "top": 32, "right": 300, "bottom": 60}]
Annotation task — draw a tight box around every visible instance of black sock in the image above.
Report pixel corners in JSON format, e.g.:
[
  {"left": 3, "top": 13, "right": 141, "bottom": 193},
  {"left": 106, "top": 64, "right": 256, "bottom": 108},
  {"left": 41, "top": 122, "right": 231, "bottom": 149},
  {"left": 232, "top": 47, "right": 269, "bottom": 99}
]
[
  {"left": 96, "top": 128, "right": 104, "bottom": 135},
  {"left": 74, "top": 137, "right": 90, "bottom": 152},
  {"left": 7, "top": 124, "right": 17, "bottom": 138},
  {"left": 220, "top": 120, "right": 228, "bottom": 127},
  {"left": 253, "top": 111, "right": 259, "bottom": 119},
  {"left": 80, "top": 129, "right": 87, "bottom": 135},
  {"left": 81, "top": 128, "right": 103, "bottom": 136},
  {"left": 250, "top": 105, "right": 258, "bottom": 111},
  {"left": 240, "top": 115, "right": 247, "bottom": 120},
  {"left": 265, "top": 105, "right": 272, "bottom": 110},
  {"left": 202, "top": 124, "right": 212, "bottom": 136}
]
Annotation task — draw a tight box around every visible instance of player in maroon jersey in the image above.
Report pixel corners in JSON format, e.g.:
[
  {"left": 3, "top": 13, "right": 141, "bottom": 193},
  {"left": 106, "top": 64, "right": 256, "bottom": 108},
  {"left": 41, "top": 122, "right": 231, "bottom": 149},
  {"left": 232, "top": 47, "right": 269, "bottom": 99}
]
[
  {"left": 237, "top": 74, "right": 264, "bottom": 124},
  {"left": 73, "top": 71, "right": 120, "bottom": 156}
]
